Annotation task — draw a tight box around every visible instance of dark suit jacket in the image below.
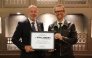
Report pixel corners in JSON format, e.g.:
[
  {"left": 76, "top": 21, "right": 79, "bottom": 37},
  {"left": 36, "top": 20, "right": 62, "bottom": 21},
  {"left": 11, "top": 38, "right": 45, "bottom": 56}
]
[
  {"left": 12, "top": 19, "right": 45, "bottom": 58},
  {"left": 48, "top": 20, "right": 78, "bottom": 57}
]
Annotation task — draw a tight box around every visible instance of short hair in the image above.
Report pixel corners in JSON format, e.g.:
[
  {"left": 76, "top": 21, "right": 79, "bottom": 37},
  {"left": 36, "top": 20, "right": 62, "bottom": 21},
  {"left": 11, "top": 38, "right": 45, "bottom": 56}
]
[
  {"left": 53, "top": 4, "right": 65, "bottom": 12},
  {"left": 28, "top": 5, "right": 37, "bottom": 9}
]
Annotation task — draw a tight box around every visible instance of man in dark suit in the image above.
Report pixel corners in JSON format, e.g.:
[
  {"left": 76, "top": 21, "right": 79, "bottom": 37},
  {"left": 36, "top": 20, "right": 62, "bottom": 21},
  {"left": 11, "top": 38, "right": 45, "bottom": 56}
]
[
  {"left": 48, "top": 4, "right": 78, "bottom": 58},
  {"left": 12, "top": 5, "right": 45, "bottom": 58}
]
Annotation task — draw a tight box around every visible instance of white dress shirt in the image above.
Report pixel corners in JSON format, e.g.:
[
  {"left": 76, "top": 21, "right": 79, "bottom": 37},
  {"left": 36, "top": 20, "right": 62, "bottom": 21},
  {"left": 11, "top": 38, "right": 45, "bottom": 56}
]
[
  {"left": 28, "top": 18, "right": 38, "bottom": 31},
  {"left": 57, "top": 19, "right": 65, "bottom": 28}
]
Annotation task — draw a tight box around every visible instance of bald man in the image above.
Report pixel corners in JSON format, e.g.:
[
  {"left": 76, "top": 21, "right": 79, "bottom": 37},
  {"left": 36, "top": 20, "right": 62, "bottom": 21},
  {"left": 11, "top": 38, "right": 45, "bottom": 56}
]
[{"left": 12, "top": 5, "right": 45, "bottom": 58}]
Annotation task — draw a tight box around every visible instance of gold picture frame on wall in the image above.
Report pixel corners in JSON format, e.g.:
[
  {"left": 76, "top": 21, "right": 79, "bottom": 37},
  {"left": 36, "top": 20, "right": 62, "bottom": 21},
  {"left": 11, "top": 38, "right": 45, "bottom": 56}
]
[
  {"left": 3, "top": 0, "right": 29, "bottom": 8},
  {"left": 63, "top": 0, "right": 89, "bottom": 8}
]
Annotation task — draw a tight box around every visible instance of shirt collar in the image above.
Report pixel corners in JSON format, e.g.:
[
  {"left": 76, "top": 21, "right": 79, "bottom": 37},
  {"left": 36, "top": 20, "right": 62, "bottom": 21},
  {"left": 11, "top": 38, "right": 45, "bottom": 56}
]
[
  {"left": 28, "top": 18, "right": 36, "bottom": 24},
  {"left": 57, "top": 19, "right": 65, "bottom": 26}
]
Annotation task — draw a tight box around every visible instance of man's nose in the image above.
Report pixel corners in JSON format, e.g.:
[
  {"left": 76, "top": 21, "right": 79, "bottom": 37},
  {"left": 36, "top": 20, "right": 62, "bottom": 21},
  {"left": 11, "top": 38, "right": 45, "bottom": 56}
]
[
  {"left": 58, "top": 12, "right": 62, "bottom": 14},
  {"left": 32, "top": 12, "right": 36, "bottom": 13}
]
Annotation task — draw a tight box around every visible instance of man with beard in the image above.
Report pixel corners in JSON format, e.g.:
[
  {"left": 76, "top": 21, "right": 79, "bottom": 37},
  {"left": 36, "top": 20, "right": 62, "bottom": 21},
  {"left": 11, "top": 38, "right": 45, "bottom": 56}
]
[
  {"left": 12, "top": 5, "right": 45, "bottom": 58},
  {"left": 48, "top": 4, "right": 78, "bottom": 58}
]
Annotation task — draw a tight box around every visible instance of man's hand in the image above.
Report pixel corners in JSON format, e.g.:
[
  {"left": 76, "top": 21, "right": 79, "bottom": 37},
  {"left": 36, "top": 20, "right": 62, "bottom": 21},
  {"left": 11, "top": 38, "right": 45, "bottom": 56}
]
[
  {"left": 54, "top": 33, "right": 63, "bottom": 40},
  {"left": 24, "top": 45, "right": 34, "bottom": 52}
]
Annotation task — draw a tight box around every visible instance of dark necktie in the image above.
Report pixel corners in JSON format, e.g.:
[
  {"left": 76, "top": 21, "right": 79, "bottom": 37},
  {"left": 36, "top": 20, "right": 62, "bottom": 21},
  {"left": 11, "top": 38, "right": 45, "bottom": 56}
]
[
  {"left": 58, "top": 23, "right": 62, "bottom": 33},
  {"left": 32, "top": 22, "right": 36, "bottom": 31}
]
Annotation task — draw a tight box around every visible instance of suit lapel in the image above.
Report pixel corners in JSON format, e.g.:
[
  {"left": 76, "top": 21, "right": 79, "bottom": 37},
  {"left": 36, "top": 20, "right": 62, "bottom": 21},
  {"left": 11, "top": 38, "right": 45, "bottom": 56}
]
[
  {"left": 36, "top": 20, "right": 42, "bottom": 31},
  {"left": 27, "top": 19, "right": 43, "bottom": 31},
  {"left": 26, "top": 19, "right": 33, "bottom": 31}
]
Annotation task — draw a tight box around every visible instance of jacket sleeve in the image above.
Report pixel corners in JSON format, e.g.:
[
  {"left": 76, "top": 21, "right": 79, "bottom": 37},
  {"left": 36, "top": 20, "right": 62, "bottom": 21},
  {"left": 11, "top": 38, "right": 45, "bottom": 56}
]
[
  {"left": 62, "top": 24, "right": 78, "bottom": 45},
  {"left": 48, "top": 25, "right": 51, "bottom": 31},
  {"left": 12, "top": 22, "right": 25, "bottom": 50}
]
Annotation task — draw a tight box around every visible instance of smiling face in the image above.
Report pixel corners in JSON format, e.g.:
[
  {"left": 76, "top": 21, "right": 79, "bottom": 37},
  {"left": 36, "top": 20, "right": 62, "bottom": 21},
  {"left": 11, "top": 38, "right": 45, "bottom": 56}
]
[
  {"left": 27, "top": 5, "right": 38, "bottom": 21},
  {"left": 54, "top": 5, "right": 65, "bottom": 21}
]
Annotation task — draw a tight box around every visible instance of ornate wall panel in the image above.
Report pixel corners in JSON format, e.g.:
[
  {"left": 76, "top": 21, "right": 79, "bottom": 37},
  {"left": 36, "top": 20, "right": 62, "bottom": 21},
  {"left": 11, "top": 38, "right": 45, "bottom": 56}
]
[
  {"left": 35, "top": 0, "right": 61, "bottom": 7},
  {"left": 5, "top": 14, "right": 26, "bottom": 50},
  {"left": 65, "top": 14, "right": 88, "bottom": 52},
  {"left": 63, "top": 0, "right": 89, "bottom": 8},
  {"left": 89, "top": 0, "right": 92, "bottom": 7},
  {"left": 3, "top": 0, "right": 29, "bottom": 8},
  {"left": 0, "top": 0, "right": 2, "bottom": 8},
  {"left": 73, "top": 33, "right": 87, "bottom": 51}
]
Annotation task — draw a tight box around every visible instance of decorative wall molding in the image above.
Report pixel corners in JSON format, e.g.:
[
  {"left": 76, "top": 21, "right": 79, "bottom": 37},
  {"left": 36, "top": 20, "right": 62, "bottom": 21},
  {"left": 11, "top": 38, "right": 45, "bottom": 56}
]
[
  {"left": 73, "top": 33, "right": 87, "bottom": 51},
  {"left": 3, "top": 0, "right": 30, "bottom": 8},
  {"left": 89, "top": 0, "right": 92, "bottom": 8},
  {"left": 34, "top": 0, "right": 61, "bottom": 7},
  {"left": 0, "top": 0, "right": 2, "bottom": 8},
  {"left": 63, "top": 0, "right": 89, "bottom": 8}
]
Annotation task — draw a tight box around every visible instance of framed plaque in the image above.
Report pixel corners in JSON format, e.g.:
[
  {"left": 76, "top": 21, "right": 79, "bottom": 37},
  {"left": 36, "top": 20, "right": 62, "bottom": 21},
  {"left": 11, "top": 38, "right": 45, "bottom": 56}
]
[{"left": 30, "top": 31, "right": 54, "bottom": 50}]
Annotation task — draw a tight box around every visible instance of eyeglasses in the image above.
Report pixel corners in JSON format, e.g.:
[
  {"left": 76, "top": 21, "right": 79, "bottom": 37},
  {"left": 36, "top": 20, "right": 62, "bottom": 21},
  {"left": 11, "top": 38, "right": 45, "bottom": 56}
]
[{"left": 55, "top": 10, "right": 65, "bottom": 13}]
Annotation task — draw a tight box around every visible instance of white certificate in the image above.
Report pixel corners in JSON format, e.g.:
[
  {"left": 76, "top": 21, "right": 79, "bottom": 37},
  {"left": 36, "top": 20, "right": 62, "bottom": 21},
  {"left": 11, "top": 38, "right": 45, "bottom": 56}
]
[{"left": 30, "top": 31, "right": 54, "bottom": 50}]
